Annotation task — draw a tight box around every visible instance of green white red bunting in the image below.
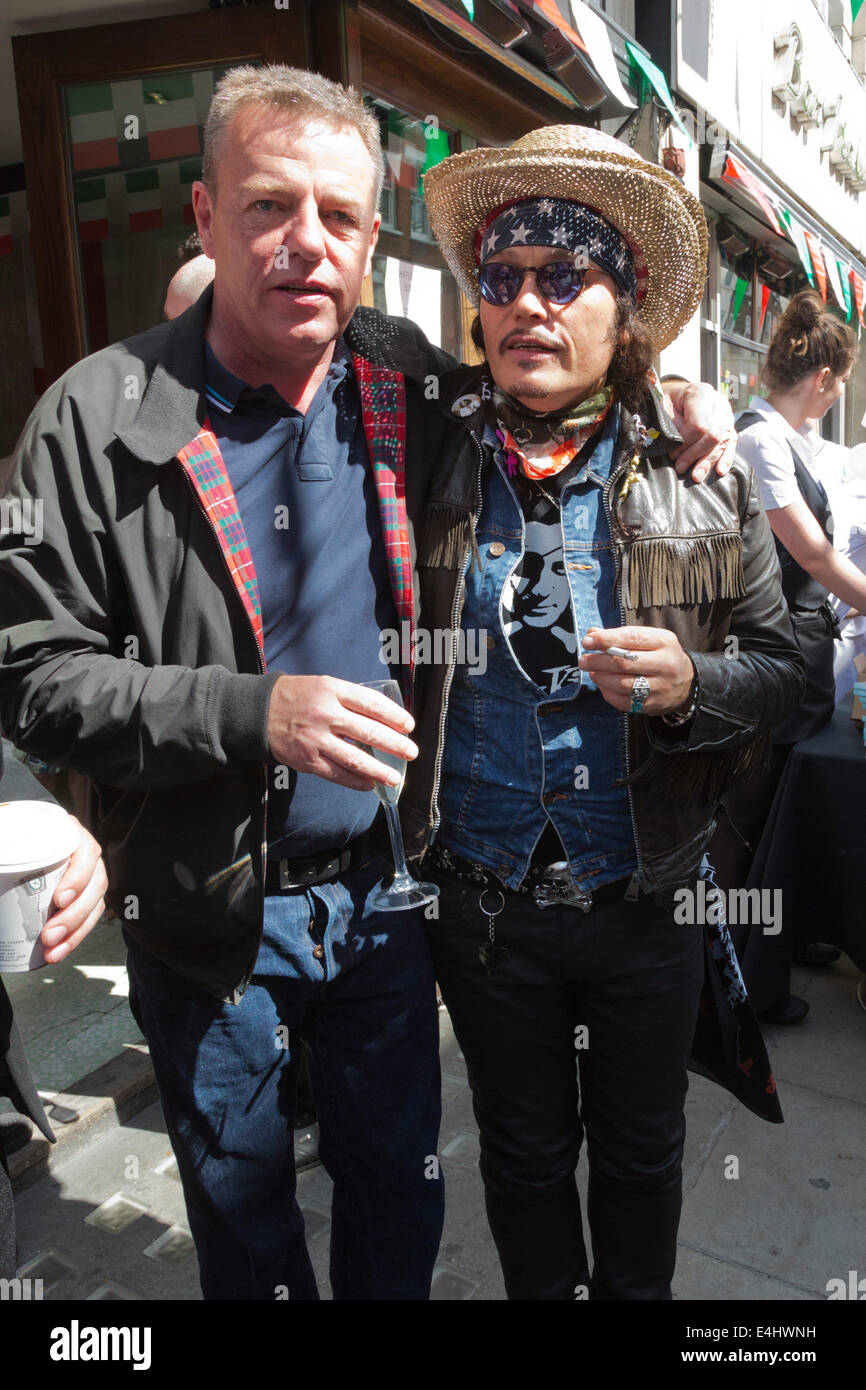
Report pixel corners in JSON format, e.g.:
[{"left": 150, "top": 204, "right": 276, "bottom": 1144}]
[
  {"left": 721, "top": 153, "right": 783, "bottom": 235},
  {"left": 803, "top": 230, "right": 827, "bottom": 301},
  {"left": 758, "top": 284, "right": 771, "bottom": 334},
  {"left": 835, "top": 256, "right": 854, "bottom": 320},
  {"left": 823, "top": 247, "right": 850, "bottom": 314},
  {"left": 777, "top": 208, "right": 815, "bottom": 287},
  {"left": 851, "top": 271, "right": 866, "bottom": 330}
]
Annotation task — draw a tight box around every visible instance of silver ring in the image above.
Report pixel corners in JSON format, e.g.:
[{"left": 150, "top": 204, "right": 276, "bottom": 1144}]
[{"left": 630, "top": 674, "right": 651, "bottom": 713}]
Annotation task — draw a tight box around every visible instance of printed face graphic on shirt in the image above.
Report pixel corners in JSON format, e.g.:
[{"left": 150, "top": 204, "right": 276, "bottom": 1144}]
[
  {"left": 502, "top": 514, "right": 581, "bottom": 695},
  {"left": 507, "top": 520, "right": 571, "bottom": 629}
]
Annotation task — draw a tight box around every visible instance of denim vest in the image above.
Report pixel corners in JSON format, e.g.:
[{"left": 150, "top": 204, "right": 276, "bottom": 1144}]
[{"left": 437, "top": 409, "right": 639, "bottom": 891}]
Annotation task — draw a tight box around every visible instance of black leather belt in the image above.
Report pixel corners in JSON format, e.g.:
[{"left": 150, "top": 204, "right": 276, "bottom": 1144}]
[
  {"left": 425, "top": 842, "right": 641, "bottom": 912},
  {"left": 265, "top": 840, "right": 362, "bottom": 892}
]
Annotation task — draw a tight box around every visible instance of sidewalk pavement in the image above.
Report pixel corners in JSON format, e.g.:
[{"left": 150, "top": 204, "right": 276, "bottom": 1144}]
[{"left": 7, "top": 942, "right": 866, "bottom": 1301}]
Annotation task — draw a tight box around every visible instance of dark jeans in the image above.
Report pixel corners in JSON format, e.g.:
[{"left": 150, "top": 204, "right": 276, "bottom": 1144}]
[
  {"left": 427, "top": 872, "right": 704, "bottom": 1300},
  {"left": 126, "top": 855, "right": 444, "bottom": 1300}
]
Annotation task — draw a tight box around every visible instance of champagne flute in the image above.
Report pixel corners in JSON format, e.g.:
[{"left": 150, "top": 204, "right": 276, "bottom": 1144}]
[{"left": 357, "top": 679, "right": 440, "bottom": 912}]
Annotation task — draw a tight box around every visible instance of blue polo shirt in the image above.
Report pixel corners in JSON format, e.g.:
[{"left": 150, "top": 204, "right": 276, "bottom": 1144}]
[{"left": 205, "top": 341, "right": 398, "bottom": 858}]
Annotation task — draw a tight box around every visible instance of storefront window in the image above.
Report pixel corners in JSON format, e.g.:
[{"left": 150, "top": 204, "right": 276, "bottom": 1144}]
[
  {"left": 364, "top": 94, "right": 465, "bottom": 357},
  {"left": 720, "top": 341, "right": 765, "bottom": 411},
  {"left": 719, "top": 248, "right": 752, "bottom": 338}
]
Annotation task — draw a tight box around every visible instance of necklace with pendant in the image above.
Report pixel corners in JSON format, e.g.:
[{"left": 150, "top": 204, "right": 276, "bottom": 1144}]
[{"left": 532, "top": 477, "right": 559, "bottom": 508}]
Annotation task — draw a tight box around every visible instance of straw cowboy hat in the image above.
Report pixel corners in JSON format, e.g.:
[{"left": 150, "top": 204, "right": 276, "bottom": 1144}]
[{"left": 423, "top": 124, "right": 707, "bottom": 351}]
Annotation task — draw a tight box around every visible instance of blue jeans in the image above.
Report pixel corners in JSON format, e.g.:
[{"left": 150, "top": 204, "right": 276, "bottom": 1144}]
[{"left": 125, "top": 855, "right": 443, "bottom": 1300}]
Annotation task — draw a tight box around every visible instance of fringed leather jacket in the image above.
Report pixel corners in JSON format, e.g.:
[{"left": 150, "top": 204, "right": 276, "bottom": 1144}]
[{"left": 400, "top": 365, "right": 807, "bottom": 894}]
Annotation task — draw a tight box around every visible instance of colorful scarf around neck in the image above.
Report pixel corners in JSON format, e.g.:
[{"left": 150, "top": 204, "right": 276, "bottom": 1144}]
[{"left": 489, "top": 384, "right": 615, "bottom": 480}]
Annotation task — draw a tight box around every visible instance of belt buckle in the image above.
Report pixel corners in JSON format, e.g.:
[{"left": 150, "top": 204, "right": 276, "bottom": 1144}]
[
  {"left": 532, "top": 861, "right": 592, "bottom": 914},
  {"left": 278, "top": 853, "right": 344, "bottom": 891},
  {"left": 279, "top": 860, "right": 313, "bottom": 890}
]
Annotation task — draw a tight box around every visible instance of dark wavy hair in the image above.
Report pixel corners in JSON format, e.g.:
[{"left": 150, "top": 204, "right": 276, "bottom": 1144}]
[
  {"left": 470, "top": 290, "right": 654, "bottom": 413},
  {"left": 762, "top": 289, "right": 857, "bottom": 392}
]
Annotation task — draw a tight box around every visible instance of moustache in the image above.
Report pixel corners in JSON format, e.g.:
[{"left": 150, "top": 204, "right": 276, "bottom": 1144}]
[{"left": 500, "top": 333, "right": 560, "bottom": 353}]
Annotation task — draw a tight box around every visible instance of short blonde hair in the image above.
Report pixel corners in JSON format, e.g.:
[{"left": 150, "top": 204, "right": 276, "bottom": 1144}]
[{"left": 202, "top": 63, "right": 384, "bottom": 206}]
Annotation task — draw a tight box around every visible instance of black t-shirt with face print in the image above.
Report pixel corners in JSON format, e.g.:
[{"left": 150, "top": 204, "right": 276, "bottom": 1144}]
[{"left": 501, "top": 443, "right": 595, "bottom": 697}]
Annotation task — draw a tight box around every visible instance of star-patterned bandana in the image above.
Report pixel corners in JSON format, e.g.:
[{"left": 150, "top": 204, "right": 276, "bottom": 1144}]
[{"left": 477, "top": 197, "right": 638, "bottom": 303}]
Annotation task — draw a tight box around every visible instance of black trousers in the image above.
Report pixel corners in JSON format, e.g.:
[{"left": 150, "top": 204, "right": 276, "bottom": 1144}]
[{"left": 427, "top": 873, "right": 704, "bottom": 1301}]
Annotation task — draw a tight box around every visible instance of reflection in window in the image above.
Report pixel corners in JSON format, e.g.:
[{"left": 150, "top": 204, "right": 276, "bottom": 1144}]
[
  {"left": 719, "top": 248, "right": 752, "bottom": 337},
  {"left": 720, "top": 342, "right": 764, "bottom": 410},
  {"left": 365, "top": 96, "right": 452, "bottom": 242},
  {"left": 757, "top": 283, "right": 790, "bottom": 346}
]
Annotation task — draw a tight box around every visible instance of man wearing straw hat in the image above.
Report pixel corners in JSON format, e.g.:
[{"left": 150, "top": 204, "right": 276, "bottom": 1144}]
[{"left": 404, "top": 125, "right": 806, "bottom": 1299}]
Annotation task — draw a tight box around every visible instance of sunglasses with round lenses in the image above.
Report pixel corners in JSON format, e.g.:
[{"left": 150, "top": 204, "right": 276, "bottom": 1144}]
[{"left": 478, "top": 261, "right": 585, "bottom": 306}]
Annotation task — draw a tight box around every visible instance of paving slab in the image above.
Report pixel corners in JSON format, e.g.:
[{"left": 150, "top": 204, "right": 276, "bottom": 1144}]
[
  {"left": 2, "top": 916, "right": 140, "bottom": 1095},
  {"left": 678, "top": 1078, "right": 866, "bottom": 1297},
  {"left": 673, "top": 1245, "right": 817, "bottom": 1301},
  {"left": 13, "top": 1099, "right": 199, "bottom": 1301},
  {"left": 760, "top": 956, "right": 866, "bottom": 1108}
]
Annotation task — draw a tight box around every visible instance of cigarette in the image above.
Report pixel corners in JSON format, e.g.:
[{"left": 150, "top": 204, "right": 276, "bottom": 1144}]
[{"left": 601, "top": 645, "right": 639, "bottom": 661}]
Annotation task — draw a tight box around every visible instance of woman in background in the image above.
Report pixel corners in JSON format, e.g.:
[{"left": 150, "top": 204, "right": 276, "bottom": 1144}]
[{"left": 714, "top": 291, "right": 866, "bottom": 1023}]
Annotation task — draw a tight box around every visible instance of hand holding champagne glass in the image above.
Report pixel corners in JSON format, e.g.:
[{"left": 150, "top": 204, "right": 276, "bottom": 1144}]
[{"left": 358, "top": 680, "right": 439, "bottom": 912}]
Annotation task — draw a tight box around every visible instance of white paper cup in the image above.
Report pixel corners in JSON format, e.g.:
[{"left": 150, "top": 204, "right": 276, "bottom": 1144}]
[{"left": 0, "top": 801, "right": 80, "bottom": 972}]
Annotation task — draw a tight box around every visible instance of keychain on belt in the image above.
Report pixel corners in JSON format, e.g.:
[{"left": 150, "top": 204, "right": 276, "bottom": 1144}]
[{"left": 478, "top": 888, "right": 508, "bottom": 975}]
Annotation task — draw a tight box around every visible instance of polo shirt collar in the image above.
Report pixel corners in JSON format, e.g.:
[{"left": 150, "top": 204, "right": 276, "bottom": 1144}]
[
  {"left": 203, "top": 338, "right": 352, "bottom": 419},
  {"left": 118, "top": 284, "right": 356, "bottom": 464}
]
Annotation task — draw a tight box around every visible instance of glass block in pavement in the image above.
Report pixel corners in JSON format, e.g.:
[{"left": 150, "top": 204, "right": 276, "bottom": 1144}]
[
  {"left": 142, "top": 1224, "right": 196, "bottom": 1267},
  {"left": 85, "top": 1193, "right": 149, "bottom": 1234},
  {"left": 299, "top": 1203, "right": 330, "bottom": 1241},
  {"left": 153, "top": 1154, "right": 181, "bottom": 1181},
  {"left": 16, "top": 1248, "right": 79, "bottom": 1290},
  {"left": 87, "top": 1281, "right": 145, "bottom": 1300},
  {"left": 431, "top": 1265, "right": 480, "bottom": 1300},
  {"left": 441, "top": 1131, "right": 480, "bottom": 1164}
]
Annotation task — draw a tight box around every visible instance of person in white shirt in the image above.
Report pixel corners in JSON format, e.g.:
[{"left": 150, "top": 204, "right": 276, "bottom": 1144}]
[
  {"left": 714, "top": 290, "right": 863, "bottom": 1024},
  {"left": 804, "top": 419, "right": 866, "bottom": 698},
  {"left": 736, "top": 294, "right": 866, "bottom": 684}
]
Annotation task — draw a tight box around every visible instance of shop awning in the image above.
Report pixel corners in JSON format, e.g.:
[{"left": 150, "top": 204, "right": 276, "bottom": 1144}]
[
  {"left": 407, "top": 0, "right": 638, "bottom": 114},
  {"left": 401, "top": 0, "right": 580, "bottom": 106},
  {"left": 707, "top": 140, "right": 866, "bottom": 330},
  {"left": 450, "top": 0, "right": 529, "bottom": 49}
]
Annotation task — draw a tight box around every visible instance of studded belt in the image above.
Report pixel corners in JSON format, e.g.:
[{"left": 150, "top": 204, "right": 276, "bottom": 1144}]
[{"left": 425, "top": 842, "right": 641, "bottom": 913}]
